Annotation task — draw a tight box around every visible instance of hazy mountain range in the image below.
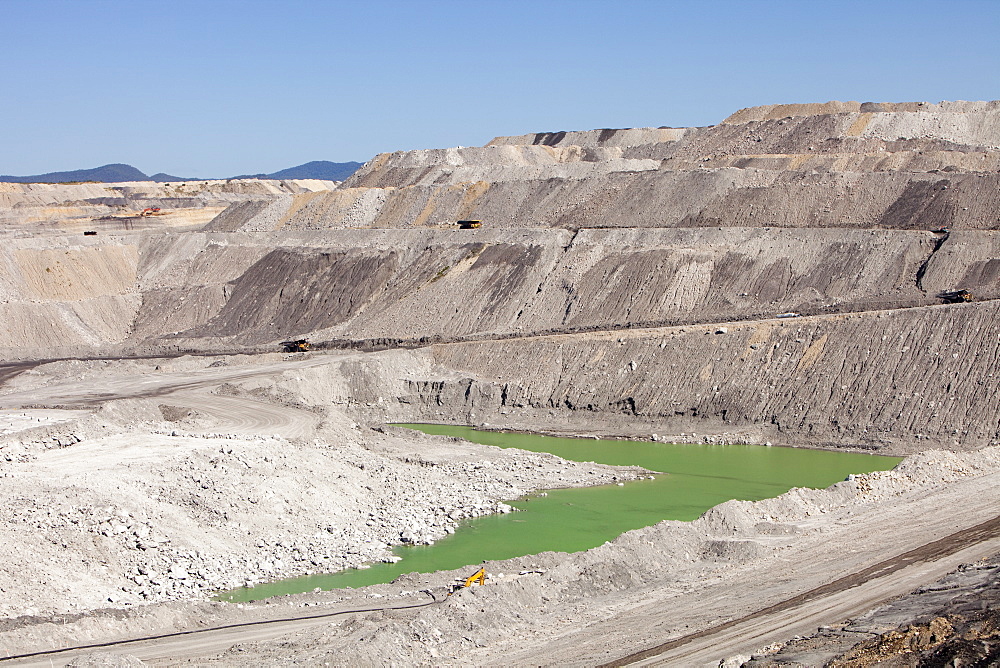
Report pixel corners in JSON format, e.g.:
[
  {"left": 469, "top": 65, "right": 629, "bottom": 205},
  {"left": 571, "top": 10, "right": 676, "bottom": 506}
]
[{"left": 0, "top": 161, "right": 364, "bottom": 184}]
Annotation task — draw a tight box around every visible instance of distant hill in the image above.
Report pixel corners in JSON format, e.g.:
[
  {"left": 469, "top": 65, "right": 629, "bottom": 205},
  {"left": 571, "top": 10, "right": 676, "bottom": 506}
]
[
  {"left": 231, "top": 161, "right": 364, "bottom": 182},
  {"left": 148, "top": 172, "right": 199, "bottom": 182},
  {"left": 0, "top": 163, "right": 150, "bottom": 183},
  {"left": 266, "top": 161, "right": 364, "bottom": 181},
  {"left": 0, "top": 160, "right": 363, "bottom": 184}
]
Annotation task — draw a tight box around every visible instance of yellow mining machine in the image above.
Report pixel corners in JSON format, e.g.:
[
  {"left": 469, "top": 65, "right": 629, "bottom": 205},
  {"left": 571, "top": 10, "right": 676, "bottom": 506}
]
[
  {"left": 448, "top": 567, "right": 486, "bottom": 595},
  {"left": 457, "top": 220, "right": 482, "bottom": 229},
  {"left": 939, "top": 289, "right": 974, "bottom": 303},
  {"left": 282, "top": 339, "right": 311, "bottom": 353}
]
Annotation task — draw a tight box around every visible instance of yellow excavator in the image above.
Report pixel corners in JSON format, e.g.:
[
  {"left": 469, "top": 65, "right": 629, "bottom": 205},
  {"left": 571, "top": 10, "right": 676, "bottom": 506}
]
[
  {"left": 448, "top": 567, "right": 486, "bottom": 595},
  {"left": 281, "top": 339, "right": 311, "bottom": 353}
]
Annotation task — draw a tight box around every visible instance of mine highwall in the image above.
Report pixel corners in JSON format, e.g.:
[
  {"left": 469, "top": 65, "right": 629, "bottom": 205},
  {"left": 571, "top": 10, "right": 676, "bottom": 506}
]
[
  {"left": 266, "top": 169, "right": 1000, "bottom": 233},
  {"left": 2, "top": 227, "right": 1000, "bottom": 361},
  {"left": 394, "top": 301, "right": 1000, "bottom": 453}
]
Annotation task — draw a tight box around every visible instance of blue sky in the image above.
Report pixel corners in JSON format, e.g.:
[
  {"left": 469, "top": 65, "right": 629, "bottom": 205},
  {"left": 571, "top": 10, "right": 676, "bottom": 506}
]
[{"left": 2, "top": 0, "right": 998, "bottom": 177}]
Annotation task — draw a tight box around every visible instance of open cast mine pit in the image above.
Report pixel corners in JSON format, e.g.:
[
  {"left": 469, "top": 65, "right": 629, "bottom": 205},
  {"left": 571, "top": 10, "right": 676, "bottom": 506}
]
[{"left": 2, "top": 100, "right": 1000, "bottom": 666}]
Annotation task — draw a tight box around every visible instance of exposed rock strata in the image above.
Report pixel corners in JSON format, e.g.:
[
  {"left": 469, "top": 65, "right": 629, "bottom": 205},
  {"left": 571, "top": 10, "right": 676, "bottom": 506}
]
[{"left": 1, "top": 100, "right": 999, "bottom": 663}]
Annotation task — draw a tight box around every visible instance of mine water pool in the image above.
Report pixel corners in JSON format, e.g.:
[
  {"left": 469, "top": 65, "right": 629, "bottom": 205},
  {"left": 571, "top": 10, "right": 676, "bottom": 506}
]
[{"left": 219, "top": 425, "right": 900, "bottom": 602}]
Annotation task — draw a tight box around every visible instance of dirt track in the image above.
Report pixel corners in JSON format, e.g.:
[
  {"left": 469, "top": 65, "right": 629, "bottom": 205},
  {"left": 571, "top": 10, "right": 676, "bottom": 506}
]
[
  {"left": 1, "top": 594, "right": 442, "bottom": 667},
  {"left": 6, "top": 515, "right": 1000, "bottom": 667},
  {"left": 0, "top": 354, "right": 333, "bottom": 407},
  {"left": 607, "top": 516, "right": 1000, "bottom": 666}
]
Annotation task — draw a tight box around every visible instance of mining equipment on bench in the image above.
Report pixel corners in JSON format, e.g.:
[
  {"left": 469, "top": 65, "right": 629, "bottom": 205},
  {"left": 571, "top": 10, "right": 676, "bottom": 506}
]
[
  {"left": 448, "top": 567, "right": 486, "bottom": 595},
  {"left": 939, "top": 289, "right": 974, "bottom": 303}
]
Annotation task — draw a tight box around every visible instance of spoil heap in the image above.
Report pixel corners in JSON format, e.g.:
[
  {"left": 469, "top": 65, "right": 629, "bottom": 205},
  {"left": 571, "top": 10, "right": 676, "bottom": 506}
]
[{"left": 0, "top": 178, "right": 338, "bottom": 234}]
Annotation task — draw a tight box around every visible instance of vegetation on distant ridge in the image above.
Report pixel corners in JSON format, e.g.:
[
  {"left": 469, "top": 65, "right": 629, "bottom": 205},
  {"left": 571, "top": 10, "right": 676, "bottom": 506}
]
[
  {"left": 0, "top": 160, "right": 364, "bottom": 184},
  {"left": 0, "top": 164, "right": 149, "bottom": 184},
  {"left": 232, "top": 161, "right": 365, "bottom": 182}
]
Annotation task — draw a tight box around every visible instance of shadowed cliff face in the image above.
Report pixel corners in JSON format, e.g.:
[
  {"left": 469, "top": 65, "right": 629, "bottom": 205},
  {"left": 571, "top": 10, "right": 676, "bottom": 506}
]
[
  {"left": 878, "top": 179, "right": 959, "bottom": 230},
  {"left": 183, "top": 248, "right": 401, "bottom": 343}
]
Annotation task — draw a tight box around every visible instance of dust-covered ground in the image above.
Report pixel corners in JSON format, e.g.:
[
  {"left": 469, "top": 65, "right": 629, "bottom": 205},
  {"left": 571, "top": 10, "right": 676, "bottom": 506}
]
[
  {"left": 1, "top": 350, "right": 1000, "bottom": 667},
  {"left": 0, "top": 352, "right": 646, "bottom": 620}
]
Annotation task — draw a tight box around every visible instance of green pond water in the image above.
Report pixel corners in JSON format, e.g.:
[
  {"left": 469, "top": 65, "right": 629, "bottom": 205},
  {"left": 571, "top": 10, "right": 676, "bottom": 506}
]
[{"left": 219, "top": 425, "right": 901, "bottom": 602}]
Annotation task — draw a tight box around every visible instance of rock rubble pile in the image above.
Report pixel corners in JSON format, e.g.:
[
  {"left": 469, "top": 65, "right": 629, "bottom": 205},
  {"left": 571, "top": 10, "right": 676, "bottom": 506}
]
[{"left": 0, "top": 366, "right": 639, "bottom": 617}]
